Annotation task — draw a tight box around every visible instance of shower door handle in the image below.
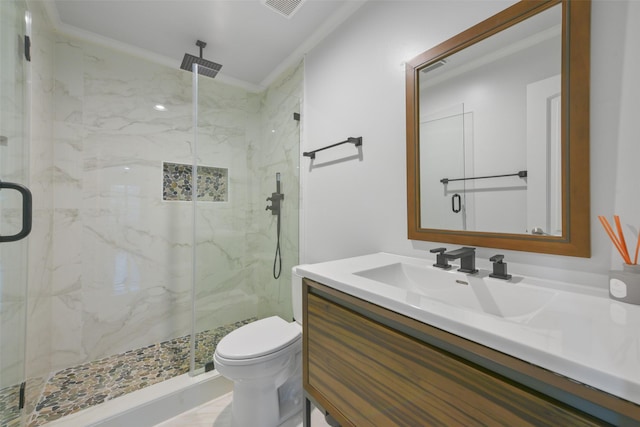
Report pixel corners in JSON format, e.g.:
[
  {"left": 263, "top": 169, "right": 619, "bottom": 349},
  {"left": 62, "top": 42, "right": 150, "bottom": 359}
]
[
  {"left": 0, "top": 180, "right": 33, "bottom": 242},
  {"left": 451, "top": 193, "right": 461, "bottom": 213}
]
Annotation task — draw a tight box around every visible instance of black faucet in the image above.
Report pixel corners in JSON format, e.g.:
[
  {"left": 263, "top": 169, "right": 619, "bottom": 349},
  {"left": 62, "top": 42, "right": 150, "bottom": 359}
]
[{"left": 442, "top": 247, "right": 478, "bottom": 274}]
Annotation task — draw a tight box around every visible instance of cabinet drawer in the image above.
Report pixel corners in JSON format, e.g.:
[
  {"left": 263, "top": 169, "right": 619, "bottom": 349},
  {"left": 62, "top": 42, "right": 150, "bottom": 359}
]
[{"left": 305, "top": 289, "right": 605, "bottom": 426}]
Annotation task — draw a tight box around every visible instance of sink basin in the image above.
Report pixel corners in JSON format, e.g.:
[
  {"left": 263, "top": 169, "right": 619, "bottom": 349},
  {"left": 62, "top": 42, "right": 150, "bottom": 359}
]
[
  {"left": 429, "top": 277, "right": 557, "bottom": 319},
  {"left": 354, "top": 262, "right": 557, "bottom": 319},
  {"left": 353, "top": 262, "right": 455, "bottom": 292}
]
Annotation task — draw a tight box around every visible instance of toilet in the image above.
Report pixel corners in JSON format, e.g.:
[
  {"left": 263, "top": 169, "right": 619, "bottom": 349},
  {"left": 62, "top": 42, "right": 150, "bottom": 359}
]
[{"left": 213, "top": 268, "right": 304, "bottom": 427}]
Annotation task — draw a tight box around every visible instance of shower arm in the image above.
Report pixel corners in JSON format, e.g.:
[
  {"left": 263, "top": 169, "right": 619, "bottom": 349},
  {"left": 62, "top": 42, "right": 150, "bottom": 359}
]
[{"left": 197, "top": 40, "right": 206, "bottom": 58}]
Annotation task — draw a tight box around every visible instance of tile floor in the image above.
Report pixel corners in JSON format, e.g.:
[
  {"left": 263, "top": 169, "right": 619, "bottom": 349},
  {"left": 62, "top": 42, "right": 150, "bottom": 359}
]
[
  {"left": 25, "top": 319, "right": 254, "bottom": 426},
  {"left": 0, "top": 384, "right": 21, "bottom": 427},
  {"left": 154, "top": 392, "right": 331, "bottom": 427}
]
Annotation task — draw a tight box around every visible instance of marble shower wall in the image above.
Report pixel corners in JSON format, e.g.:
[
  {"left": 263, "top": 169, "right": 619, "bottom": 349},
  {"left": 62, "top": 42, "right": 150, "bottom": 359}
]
[
  {"left": 249, "top": 61, "right": 303, "bottom": 322},
  {"left": 52, "top": 36, "right": 193, "bottom": 370},
  {"left": 193, "top": 61, "right": 303, "bottom": 343},
  {"left": 50, "top": 33, "right": 301, "bottom": 372},
  {"left": 189, "top": 70, "right": 262, "bottom": 342}
]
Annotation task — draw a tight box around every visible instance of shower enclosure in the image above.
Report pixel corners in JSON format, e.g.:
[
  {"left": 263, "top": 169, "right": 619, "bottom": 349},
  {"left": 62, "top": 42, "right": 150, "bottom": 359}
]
[{"left": 0, "top": 1, "right": 301, "bottom": 424}]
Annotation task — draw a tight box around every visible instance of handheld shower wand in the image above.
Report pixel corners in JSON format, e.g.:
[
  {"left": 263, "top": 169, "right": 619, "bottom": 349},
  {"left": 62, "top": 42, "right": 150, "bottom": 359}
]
[{"left": 266, "top": 173, "right": 284, "bottom": 279}]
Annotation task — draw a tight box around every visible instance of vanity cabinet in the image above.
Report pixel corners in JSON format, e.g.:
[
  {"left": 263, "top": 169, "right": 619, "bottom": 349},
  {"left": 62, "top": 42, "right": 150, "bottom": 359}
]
[{"left": 303, "top": 278, "right": 640, "bottom": 426}]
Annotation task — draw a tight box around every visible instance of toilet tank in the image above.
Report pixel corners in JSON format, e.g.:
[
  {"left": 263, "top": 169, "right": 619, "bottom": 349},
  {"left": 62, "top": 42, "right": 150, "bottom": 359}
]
[{"left": 291, "top": 266, "right": 305, "bottom": 324}]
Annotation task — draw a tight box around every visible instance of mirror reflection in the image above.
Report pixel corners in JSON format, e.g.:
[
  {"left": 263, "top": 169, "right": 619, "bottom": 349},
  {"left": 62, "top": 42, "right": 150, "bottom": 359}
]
[{"left": 419, "top": 4, "right": 561, "bottom": 235}]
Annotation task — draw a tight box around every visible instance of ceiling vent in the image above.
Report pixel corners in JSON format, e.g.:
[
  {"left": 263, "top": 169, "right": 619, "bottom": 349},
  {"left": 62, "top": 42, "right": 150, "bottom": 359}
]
[
  {"left": 262, "top": 0, "right": 305, "bottom": 18},
  {"left": 421, "top": 60, "right": 447, "bottom": 74}
]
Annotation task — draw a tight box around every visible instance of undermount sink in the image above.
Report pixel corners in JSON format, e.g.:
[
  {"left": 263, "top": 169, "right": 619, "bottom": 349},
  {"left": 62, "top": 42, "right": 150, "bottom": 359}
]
[{"left": 354, "top": 262, "right": 557, "bottom": 320}]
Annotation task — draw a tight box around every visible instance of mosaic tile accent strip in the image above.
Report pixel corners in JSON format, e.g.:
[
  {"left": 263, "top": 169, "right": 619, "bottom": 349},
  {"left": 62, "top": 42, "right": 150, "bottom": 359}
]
[
  {"left": 27, "top": 318, "right": 255, "bottom": 426},
  {"left": 163, "top": 162, "right": 228, "bottom": 202},
  {"left": 0, "top": 383, "right": 21, "bottom": 427}
]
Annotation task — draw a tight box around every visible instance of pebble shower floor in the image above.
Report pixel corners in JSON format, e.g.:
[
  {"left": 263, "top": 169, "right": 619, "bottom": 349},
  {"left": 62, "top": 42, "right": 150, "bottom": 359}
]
[{"left": 0, "top": 318, "right": 254, "bottom": 426}]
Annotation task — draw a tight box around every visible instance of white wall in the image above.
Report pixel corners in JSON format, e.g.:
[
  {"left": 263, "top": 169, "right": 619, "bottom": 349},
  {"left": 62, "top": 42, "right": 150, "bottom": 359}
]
[
  {"left": 613, "top": 0, "right": 640, "bottom": 265},
  {"left": 303, "top": 0, "right": 639, "bottom": 289}
]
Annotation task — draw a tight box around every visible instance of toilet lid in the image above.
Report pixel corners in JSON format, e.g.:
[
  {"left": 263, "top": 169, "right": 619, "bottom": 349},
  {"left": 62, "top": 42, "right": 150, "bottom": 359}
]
[{"left": 216, "top": 316, "right": 301, "bottom": 360}]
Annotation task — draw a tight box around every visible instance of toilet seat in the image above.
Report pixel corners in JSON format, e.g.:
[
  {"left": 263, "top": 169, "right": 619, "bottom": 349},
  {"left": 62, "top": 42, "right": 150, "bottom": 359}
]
[{"left": 215, "top": 316, "right": 301, "bottom": 365}]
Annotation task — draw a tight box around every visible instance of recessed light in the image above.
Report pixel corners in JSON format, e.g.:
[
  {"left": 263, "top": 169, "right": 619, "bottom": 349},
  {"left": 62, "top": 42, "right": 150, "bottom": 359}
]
[{"left": 154, "top": 104, "right": 167, "bottom": 111}]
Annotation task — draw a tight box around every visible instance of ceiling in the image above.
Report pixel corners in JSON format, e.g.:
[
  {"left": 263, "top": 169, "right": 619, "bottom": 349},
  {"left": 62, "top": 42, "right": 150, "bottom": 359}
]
[{"left": 44, "top": 0, "right": 365, "bottom": 91}]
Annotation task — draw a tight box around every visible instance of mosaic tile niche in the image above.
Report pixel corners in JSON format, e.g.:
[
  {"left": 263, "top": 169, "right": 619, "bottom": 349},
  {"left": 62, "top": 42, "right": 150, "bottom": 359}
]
[{"left": 163, "top": 162, "right": 228, "bottom": 202}]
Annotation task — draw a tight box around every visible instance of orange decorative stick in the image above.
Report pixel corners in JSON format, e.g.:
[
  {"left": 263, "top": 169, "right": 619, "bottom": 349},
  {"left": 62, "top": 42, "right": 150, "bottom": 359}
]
[
  {"left": 634, "top": 232, "right": 640, "bottom": 265},
  {"left": 598, "top": 216, "right": 632, "bottom": 264},
  {"left": 614, "top": 215, "right": 631, "bottom": 262}
]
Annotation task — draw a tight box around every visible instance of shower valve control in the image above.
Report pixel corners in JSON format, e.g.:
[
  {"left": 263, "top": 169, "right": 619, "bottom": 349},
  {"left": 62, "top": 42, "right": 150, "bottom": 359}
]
[{"left": 266, "top": 193, "right": 284, "bottom": 215}]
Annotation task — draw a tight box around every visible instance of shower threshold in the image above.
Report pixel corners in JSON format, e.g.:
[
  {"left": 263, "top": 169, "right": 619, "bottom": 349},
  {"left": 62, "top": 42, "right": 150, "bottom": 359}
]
[{"left": 41, "top": 371, "right": 231, "bottom": 427}]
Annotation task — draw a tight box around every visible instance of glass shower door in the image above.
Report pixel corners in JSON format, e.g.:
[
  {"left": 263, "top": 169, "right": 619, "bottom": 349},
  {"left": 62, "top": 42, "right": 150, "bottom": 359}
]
[
  {"left": 0, "top": 0, "right": 32, "bottom": 424},
  {"left": 188, "top": 61, "right": 302, "bottom": 375},
  {"left": 189, "top": 63, "right": 257, "bottom": 375}
]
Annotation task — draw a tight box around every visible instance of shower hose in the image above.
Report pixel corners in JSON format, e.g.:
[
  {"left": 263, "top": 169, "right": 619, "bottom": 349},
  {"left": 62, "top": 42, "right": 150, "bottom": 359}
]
[{"left": 273, "top": 209, "right": 282, "bottom": 279}]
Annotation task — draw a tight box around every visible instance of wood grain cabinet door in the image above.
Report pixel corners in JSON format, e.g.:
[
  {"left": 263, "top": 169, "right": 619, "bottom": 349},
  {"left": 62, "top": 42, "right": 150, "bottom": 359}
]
[{"left": 304, "top": 288, "right": 608, "bottom": 427}]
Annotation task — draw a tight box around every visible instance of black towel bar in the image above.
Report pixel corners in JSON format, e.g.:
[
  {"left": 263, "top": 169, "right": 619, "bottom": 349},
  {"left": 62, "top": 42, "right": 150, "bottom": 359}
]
[
  {"left": 440, "top": 170, "right": 527, "bottom": 184},
  {"left": 303, "top": 137, "right": 362, "bottom": 160}
]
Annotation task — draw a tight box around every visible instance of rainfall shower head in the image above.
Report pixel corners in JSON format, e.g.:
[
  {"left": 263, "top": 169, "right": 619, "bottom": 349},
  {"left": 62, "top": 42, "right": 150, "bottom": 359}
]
[{"left": 180, "top": 40, "right": 222, "bottom": 79}]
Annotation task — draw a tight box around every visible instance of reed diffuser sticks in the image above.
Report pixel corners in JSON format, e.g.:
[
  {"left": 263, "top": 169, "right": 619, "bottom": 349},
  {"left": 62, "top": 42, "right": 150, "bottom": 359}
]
[{"left": 598, "top": 215, "right": 639, "bottom": 265}]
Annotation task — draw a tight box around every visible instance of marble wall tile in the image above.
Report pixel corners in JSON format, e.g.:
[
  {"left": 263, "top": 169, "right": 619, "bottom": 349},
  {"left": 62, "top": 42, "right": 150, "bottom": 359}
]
[
  {"left": 47, "top": 37, "right": 193, "bottom": 369},
  {"left": 51, "top": 209, "right": 81, "bottom": 295},
  {"left": 247, "top": 60, "right": 303, "bottom": 320},
  {"left": 0, "top": 301, "right": 26, "bottom": 387},
  {"left": 50, "top": 291, "right": 85, "bottom": 367},
  {"left": 190, "top": 80, "right": 260, "bottom": 354},
  {"left": 78, "top": 285, "right": 193, "bottom": 361}
]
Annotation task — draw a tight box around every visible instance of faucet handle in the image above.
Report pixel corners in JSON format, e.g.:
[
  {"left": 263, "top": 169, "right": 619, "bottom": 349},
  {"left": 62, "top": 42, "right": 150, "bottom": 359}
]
[
  {"left": 489, "top": 254, "right": 504, "bottom": 263},
  {"left": 430, "top": 247, "right": 451, "bottom": 270},
  {"left": 489, "top": 254, "right": 512, "bottom": 280}
]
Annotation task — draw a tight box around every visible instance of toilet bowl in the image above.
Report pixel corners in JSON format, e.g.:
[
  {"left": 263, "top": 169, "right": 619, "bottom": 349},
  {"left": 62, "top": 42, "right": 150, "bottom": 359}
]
[{"left": 213, "top": 268, "right": 305, "bottom": 427}]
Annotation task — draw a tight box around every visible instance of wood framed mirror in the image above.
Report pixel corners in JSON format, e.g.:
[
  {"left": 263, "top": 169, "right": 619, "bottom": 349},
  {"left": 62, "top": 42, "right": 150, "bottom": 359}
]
[{"left": 406, "top": 0, "right": 590, "bottom": 257}]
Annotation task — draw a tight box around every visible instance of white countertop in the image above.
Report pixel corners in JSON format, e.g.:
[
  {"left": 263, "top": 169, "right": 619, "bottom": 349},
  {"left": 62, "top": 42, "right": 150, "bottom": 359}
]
[{"left": 296, "top": 252, "right": 640, "bottom": 406}]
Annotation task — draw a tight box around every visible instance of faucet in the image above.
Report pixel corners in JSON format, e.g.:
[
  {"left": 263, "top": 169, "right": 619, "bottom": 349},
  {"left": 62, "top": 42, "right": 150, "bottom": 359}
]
[{"left": 442, "top": 247, "right": 478, "bottom": 274}]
